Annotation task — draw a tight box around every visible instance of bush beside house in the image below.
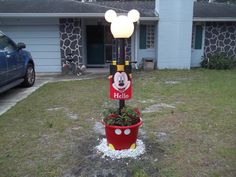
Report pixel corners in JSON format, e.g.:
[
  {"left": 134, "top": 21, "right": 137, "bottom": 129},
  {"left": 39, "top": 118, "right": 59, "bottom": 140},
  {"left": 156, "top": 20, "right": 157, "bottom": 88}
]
[{"left": 201, "top": 53, "right": 236, "bottom": 69}]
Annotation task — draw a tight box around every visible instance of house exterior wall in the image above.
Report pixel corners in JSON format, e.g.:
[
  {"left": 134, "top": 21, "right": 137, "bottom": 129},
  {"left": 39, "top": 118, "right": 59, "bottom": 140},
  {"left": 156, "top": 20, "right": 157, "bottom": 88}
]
[
  {"left": 59, "top": 18, "right": 83, "bottom": 65},
  {"left": 0, "top": 18, "right": 61, "bottom": 73},
  {"left": 204, "top": 22, "right": 236, "bottom": 58},
  {"left": 60, "top": 18, "right": 131, "bottom": 66},
  {"left": 156, "top": 0, "right": 194, "bottom": 69},
  {"left": 136, "top": 22, "right": 157, "bottom": 67}
]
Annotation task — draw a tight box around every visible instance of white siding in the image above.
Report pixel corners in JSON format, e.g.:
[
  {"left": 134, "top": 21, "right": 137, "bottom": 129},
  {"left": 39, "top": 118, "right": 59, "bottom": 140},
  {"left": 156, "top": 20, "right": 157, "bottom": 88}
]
[
  {"left": 0, "top": 19, "right": 60, "bottom": 73},
  {"left": 138, "top": 49, "right": 156, "bottom": 63},
  {"left": 156, "top": 0, "right": 194, "bottom": 69},
  {"left": 136, "top": 23, "right": 156, "bottom": 65}
]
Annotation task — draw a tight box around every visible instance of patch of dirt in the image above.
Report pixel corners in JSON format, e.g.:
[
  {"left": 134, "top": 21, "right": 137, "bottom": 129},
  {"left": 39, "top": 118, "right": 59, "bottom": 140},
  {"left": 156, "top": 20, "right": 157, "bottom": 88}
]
[
  {"left": 71, "top": 126, "right": 82, "bottom": 131},
  {"left": 164, "top": 77, "right": 191, "bottom": 85},
  {"left": 39, "top": 133, "right": 58, "bottom": 147},
  {"left": 67, "top": 112, "right": 78, "bottom": 120},
  {"left": 176, "top": 77, "right": 191, "bottom": 81},
  {"left": 143, "top": 103, "right": 176, "bottom": 113},
  {"left": 46, "top": 107, "right": 79, "bottom": 120},
  {"left": 93, "top": 122, "right": 105, "bottom": 136},
  {"left": 156, "top": 132, "right": 168, "bottom": 142},
  {"left": 102, "top": 101, "right": 117, "bottom": 109},
  {"left": 63, "top": 136, "right": 163, "bottom": 177},
  {"left": 139, "top": 128, "right": 147, "bottom": 139},
  {"left": 138, "top": 99, "right": 155, "bottom": 104},
  {"left": 63, "top": 123, "right": 164, "bottom": 177},
  {"left": 165, "top": 81, "right": 181, "bottom": 85},
  {"left": 47, "top": 107, "right": 65, "bottom": 111}
]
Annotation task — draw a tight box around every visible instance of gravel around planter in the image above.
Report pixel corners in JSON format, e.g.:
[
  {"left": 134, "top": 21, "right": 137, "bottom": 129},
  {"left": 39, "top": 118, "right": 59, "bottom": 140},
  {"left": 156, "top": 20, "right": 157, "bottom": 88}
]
[{"left": 96, "top": 138, "right": 146, "bottom": 159}]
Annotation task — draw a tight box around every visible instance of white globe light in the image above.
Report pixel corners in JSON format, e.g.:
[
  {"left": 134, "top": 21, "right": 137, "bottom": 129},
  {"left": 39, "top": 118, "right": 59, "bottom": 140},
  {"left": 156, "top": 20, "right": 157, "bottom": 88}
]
[
  {"left": 111, "top": 15, "right": 134, "bottom": 38},
  {"left": 105, "top": 9, "right": 117, "bottom": 23},
  {"left": 128, "top": 9, "right": 140, "bottom": 22}
]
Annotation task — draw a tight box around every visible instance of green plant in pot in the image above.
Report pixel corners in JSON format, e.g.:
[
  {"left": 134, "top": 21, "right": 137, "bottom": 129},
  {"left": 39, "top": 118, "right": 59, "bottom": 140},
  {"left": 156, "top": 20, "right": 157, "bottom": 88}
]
[{"left": 102, "top": 106, "right": 142, "bottom": 150}]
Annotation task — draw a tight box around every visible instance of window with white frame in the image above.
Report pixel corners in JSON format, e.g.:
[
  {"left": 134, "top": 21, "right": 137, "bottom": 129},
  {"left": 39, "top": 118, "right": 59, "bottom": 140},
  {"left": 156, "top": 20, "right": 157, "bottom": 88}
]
[{"left": 146, "top": 25, "right": 155, "bottom": 48}]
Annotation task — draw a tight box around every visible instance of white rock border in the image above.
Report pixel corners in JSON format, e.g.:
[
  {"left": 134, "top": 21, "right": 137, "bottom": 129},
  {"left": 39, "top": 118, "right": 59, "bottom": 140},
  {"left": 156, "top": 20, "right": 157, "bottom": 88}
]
[{"left": 96, "top": 138, "right": 145, "bottom": 159}]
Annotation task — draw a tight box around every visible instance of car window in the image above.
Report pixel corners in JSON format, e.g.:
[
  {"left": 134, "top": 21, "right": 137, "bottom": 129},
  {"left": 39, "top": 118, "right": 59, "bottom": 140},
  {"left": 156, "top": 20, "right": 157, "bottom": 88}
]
[
  {"left": 0, "top": 34, "right": 17, "bottom": 53},
  {"left": 0, "top": 34, "right": 4, "bottom": 52}
]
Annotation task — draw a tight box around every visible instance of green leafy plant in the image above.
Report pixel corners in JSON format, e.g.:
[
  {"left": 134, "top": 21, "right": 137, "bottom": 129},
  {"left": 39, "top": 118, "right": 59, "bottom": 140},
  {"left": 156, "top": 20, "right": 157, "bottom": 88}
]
[
  {"left": 201, "top": 53, "right": 235, "bottom": 70},
  {"left": 103, "top": 106, "right": 141, "bottom": 126}
]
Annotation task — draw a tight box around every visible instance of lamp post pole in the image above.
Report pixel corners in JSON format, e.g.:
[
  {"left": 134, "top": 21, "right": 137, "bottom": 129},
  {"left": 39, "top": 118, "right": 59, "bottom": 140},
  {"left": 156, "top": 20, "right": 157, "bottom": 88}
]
[{"left": 117, "top": 39, "right": 126, "bottom": 114}]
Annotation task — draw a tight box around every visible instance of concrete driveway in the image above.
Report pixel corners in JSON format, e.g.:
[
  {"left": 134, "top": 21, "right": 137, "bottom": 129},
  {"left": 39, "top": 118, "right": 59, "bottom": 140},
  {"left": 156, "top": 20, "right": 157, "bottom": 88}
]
[
  {"left": 0, "top": 75, "right": 56, "bottom": 116},
  {"left": 0, "top": 69, "right": 108, "bottom": 116}
]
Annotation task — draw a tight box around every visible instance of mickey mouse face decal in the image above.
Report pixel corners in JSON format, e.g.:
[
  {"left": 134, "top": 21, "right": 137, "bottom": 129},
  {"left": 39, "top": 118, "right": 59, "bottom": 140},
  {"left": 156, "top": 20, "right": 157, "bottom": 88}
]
[{"left": 112, "top": 72, "right": 131, "bottom": 92}]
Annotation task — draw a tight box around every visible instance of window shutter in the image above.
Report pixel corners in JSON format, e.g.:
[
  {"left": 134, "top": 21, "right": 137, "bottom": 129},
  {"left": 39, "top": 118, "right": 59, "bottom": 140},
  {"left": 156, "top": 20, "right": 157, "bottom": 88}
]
[
  {"left": 195, "top": 25, "right": 203, "bottom": 49},
  {"left": 139, "top": 25, "right": 146, "bottom": 49}
]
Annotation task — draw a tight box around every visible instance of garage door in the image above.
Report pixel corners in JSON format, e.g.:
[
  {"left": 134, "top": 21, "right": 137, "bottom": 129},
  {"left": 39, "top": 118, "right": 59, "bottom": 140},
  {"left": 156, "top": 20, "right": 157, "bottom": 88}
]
[{"left": 0, "top": 25, "right": 61, "bottom": 73}]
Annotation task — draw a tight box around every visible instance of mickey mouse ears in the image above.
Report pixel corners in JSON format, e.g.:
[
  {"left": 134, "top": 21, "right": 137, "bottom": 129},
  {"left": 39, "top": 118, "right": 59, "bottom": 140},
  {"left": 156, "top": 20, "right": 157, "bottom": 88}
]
[
  {"left": 128, "top": 9, "right": 140, "bottom": 23},
  {"left": 105, "top": 9, "right": 140, "bottom": 23},
  {"left": 105, "top": 10, "right": 117, "bottom": 23}
]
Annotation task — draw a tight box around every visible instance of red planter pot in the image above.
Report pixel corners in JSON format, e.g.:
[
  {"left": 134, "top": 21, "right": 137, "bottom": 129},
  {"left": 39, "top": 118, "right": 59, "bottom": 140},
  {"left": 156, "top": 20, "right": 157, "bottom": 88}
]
[{"left": 102, "top": 118, "right": 142, "bottom": 150}]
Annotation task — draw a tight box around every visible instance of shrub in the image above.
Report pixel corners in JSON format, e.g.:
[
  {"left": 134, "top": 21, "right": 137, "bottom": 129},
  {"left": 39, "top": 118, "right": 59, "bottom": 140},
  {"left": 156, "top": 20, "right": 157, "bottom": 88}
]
[
  {"left": 200, "top": 53, "right": 235, "bottom": 70},
  {"left": 103, "top": 106, "right": 141, "bottom": 126}
]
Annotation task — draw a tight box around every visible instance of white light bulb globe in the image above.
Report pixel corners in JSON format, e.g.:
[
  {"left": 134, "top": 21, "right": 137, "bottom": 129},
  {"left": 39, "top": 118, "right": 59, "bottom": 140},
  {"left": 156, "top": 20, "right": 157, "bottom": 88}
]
[
  {"left": 110, "top": 15, "right": 134, "bottom": 38},
  {"left": 105, "top": 10, "right": 117, "bottom": 23},
  {"left": 128, "top": 9, "right": 140, "bottom": 22}
]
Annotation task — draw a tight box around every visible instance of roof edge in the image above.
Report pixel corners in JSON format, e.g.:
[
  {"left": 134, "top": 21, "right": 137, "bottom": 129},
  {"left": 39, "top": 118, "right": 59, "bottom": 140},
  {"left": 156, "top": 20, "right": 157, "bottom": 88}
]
[
  {"left": 0, "top": 13, "right": 105, "bottom": 18},
  {"left": 193, "top": 17, "right": 236, "bottom": 22},
  {"left": 140, "top": 17, "right": 159, "bottom": 21},
  {"left": 0, "top": 13, "right": 159, "bottom": 20},
  {"left": 2, "top": 14, "right": 235, "bottom": 22}
]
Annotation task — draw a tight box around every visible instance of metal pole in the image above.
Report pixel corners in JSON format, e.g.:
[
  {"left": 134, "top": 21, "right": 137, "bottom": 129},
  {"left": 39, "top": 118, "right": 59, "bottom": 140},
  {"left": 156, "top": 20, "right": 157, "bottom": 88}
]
[{"left": 117, "top": 38, "right": 125, "bottom": 114}]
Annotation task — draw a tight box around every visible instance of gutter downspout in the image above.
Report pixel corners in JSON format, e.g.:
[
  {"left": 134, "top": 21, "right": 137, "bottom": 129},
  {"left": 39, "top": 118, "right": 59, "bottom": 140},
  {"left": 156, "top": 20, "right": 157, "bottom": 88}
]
[{"left": 134, "top": 23, "right": 139, "bottom": 69}]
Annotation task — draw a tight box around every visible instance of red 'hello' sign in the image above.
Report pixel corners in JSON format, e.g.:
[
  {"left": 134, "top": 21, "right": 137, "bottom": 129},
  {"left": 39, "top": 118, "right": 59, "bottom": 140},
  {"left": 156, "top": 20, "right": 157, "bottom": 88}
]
[{"left": 109, "top": 71, "right": 132, "bottom": 100}]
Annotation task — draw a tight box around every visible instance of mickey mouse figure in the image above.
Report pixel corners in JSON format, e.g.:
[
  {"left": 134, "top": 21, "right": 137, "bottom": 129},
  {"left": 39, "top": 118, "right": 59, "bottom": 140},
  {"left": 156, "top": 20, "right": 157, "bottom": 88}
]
[
  {"left": 108, "top": 61, "right": 132, "bottom": 99},
  {"left": 113, "top": 71, "right": 130, "bottom": 92},
  {"left": 105, "top": 9, "right": 140, "bottom": 100}
]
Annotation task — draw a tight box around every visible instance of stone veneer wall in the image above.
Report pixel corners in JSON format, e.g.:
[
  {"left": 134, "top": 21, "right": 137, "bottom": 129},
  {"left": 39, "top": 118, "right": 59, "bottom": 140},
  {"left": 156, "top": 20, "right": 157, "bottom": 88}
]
[
  {"left": 59, "top": 18, "right": 82, "bottom": 64},
  {"left": 59, "top": 18, "right": 131, "bottom": 66},
  {"left": 204, "top": 22, "right": 236, "bottom": 58}
]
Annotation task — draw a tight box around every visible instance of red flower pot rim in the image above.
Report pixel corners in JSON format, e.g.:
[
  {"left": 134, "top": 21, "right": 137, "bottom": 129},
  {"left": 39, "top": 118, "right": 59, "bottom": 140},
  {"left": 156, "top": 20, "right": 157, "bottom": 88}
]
[{"left": 102, "top": 118, "right": 143, "bottom": 129}]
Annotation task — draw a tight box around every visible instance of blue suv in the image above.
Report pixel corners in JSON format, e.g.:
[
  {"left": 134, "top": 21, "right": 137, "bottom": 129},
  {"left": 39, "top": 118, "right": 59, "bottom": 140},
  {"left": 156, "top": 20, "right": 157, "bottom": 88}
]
[{"left": 0, "top": 31, "right": 35, "bottom": 93}]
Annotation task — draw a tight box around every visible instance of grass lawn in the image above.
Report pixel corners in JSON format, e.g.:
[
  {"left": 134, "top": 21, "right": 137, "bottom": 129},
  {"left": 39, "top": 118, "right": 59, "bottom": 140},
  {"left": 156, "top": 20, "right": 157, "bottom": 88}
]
[{"left": 0, "top": 69, "right": 235, "bottom": 177}]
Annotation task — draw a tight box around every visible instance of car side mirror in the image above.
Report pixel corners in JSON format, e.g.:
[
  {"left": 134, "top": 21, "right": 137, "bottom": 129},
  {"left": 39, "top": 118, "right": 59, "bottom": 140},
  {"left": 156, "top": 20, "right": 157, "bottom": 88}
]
[{"left": 17, "top": 42, "right": 26, "bottom": 50}]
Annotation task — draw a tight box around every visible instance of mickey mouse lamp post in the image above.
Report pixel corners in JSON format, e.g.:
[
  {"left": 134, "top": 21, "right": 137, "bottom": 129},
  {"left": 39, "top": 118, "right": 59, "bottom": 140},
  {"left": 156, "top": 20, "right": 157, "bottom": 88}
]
[
  {"left": 105, "top": 9, "right": 140, "bottom": 113},
  {"left": 101, "top": 10, "right": 142, "bottom": 150}
]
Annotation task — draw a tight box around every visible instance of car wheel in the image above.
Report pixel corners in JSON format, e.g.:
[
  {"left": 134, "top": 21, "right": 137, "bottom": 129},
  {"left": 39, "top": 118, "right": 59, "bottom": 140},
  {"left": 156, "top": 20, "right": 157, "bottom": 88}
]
[{"left": 22, "top": 63, "right": 35, "bottom": 87}]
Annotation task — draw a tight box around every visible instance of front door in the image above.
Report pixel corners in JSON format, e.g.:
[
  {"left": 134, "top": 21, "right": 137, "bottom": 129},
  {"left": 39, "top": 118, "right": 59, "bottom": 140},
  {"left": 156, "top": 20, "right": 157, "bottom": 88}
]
[
  {"left": 87, "top": 26, "right": 104, "bottom": 65},
  {"left": 191, "top": 24, "right": 205, "bottom": 67}
]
